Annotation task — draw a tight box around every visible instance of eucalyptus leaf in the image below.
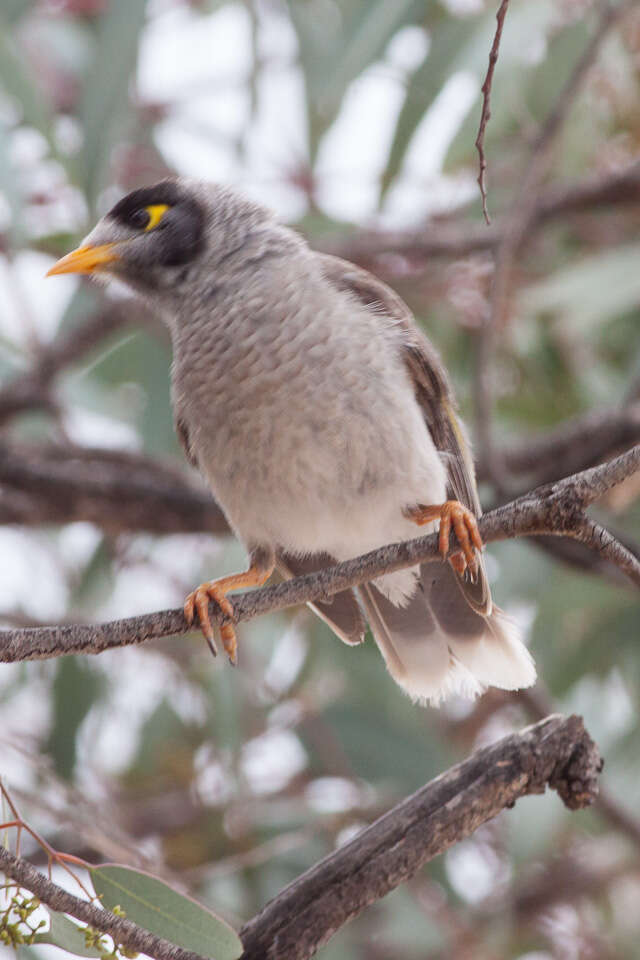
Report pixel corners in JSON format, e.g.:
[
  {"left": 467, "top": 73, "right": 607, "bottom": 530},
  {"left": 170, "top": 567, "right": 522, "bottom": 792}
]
[
  {"left": 319, "top": 0, "right": 418, "bottom": 115},
  {"left": 34, "top": 912, "right": 103, "bottom": 958},
  {"left": 90, "top": 864, "right": 243, "bottom": 960},
  {"left": 381, "top": 12, "right": 481, "bottom": 197},
  {"left": 78, "top": 0, "right": 147, "bottom": 211},
  {"left": 288, "top": 0, "right": 420, "bottom": 159},
  {"left": 519, "top": 243, "right": 640, "bottom": 333},
  {"left": 46, "top": 657, "right": 105, "bottom": 780},
  {"left": 384, "top": 0, "right": 557, "bottom": 193},
  {"left": 0, "top": 26, "right": 53, "bottom": 147}
]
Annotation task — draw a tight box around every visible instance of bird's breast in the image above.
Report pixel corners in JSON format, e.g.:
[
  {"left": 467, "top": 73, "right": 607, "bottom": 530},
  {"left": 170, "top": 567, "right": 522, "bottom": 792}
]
[{"left": 169, "top": 285, "right": 446, "bottom": 551}]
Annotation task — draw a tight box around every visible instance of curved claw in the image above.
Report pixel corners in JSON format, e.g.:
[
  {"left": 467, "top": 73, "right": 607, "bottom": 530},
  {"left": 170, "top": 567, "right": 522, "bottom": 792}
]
[
  {"left": 184, "top": 582, "right": 237, "bottom": 663},
  {"left": 407, "top": 499, "right": 483, "bottom": 574},
  {"left": 183, "top": 561, "right": 274, "bottom": 666}
]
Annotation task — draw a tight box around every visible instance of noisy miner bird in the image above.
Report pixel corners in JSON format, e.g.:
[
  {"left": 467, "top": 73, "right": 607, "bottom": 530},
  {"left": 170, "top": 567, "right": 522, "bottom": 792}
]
[{"left": 47, "top": 179, "right": 536, "bottom": 704}]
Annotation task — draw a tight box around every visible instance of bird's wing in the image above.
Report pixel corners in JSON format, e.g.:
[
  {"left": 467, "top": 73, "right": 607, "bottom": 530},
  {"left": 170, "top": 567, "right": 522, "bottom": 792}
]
[
  {"left": 175, "top": 415, "right": 198, "bottom": 468},
  {"left": 275, "top": 551, "right": 366, "bottom": 646},
  {"left": 318, "top": 253, "right": 490, "bottom": 615}
]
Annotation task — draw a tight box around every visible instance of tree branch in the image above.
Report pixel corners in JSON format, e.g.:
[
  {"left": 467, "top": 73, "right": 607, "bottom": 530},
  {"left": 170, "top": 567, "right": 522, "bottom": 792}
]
[
  {"left": 239, "top": 714, "right": 601, "bottom": 960},
  {"left": 475, "top": 0, "right": 634, "bottom": 479},
  {"left": 0, "top": 445, "right": 637, "bottom": 663},
  {"left": 0, "top": 443, "right": 228, "bottom": 535},
  {"left": 321, "top": 160, "right": 640, "bottom": 264},
  {"left": 490, "top": 402, "right": 640, "bottom": 486},
  {"left": 0, "top": 716, "right": 602, "bottom": 960},
  {"left": 475, "top": 0, "right": 511, "bottom": 224},
  {"left": 517, "top": 685, "right": 640, "bottom": 852},
  {"left": 0, "top": 846, "right": 208, "bottom": 960}
]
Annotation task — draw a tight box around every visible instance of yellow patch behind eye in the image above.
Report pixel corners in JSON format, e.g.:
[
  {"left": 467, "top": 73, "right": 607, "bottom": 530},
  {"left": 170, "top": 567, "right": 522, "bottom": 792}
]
[{"left": 144, "top": 204, "right": 169, "bottom": 231}]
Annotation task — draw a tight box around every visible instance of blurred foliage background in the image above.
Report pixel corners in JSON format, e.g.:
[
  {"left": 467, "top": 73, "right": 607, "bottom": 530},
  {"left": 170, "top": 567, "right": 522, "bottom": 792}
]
[{"left": 1, "top": 0, "right": 640, "bottom": 958}]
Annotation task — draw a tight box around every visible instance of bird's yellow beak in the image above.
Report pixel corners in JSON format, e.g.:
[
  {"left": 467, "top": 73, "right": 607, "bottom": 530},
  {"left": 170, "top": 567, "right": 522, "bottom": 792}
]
[{"left": 46, "top": 243, "right": 119, "bottom": 277}]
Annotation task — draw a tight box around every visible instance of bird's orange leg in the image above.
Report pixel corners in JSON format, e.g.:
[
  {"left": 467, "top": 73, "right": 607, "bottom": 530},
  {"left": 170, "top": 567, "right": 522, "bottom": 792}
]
[
  {"left": 184, "top": 558, "right": 274, "bottom": 665},
  {"left": 405, "top": 500, "right": 483, "bottom": 575}
]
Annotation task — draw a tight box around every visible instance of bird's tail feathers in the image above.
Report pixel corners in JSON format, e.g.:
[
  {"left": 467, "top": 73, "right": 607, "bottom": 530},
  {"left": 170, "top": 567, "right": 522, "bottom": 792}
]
[
  {"left": 358, "top": 574, "right": 535, "bottom": 706},
  {"left": 448, "top": 606, "right": 536, "bottom": 692}
]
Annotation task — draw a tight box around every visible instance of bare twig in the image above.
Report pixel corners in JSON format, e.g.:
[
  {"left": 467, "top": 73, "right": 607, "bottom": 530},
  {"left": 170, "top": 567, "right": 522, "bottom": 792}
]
[
  {"left": 239, "top": 715, "right": 601, "bottom": 960},
  {"left": 322, "top": 160, "right": 640, "bottom": 264},
  {"left": 0, "top": 446, "right": 637, "bottom": 663},
  {"left": 474, "top": 0, "right": 634, "bottom": 480},
  {"left": 490, "top": 0, "right": 633, "bottom": 329},
  {"left": 0, "top": 846, "right": 208, "bottom": 960},
  {"left": 475, "top": 0, "right": 511, "bottom": 224}
]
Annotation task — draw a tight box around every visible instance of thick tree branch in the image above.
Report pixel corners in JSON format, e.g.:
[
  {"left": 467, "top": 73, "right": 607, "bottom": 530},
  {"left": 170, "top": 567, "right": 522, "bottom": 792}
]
[
  {"left": 0, "top": 443, "right": 227, "bottom": 535},
  {"left": 0, "top": 716, "right": 602, "bottom": 960},
  {"left": 518, "top": 685, "right": 640, "bottom": 852},
  {"left": 0, "top": 446, "right": 637, "bottom": 663},
  {"left": 0, "top": 846, "right": 208, "bottom": 960},
  {"left": 239, "top": 714, "right": 601, "bottom": 960},
  {"left": 490, "top": 402, "right": 640, "bottom": 486}
]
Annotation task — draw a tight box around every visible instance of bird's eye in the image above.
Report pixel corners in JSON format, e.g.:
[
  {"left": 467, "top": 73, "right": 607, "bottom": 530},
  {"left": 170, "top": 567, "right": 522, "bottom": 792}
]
[
  {"left": 128, "top": 208, "right": 150, "bottom": 229},
  {"left": 127, "top": 204, "right": 170, "bottom": 231}
]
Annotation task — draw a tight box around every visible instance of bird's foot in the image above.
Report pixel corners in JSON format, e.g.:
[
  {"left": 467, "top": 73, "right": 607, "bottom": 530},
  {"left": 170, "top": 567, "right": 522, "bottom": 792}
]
[
  {"left": 184, "top": 563, "right": 273, "bottom": 665},
  {"left": 406, "top": 500, "right": 482, "bottom": 575}
]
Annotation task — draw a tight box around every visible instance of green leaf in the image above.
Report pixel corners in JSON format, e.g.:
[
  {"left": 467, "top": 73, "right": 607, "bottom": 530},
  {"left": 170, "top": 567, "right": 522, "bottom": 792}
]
[
  {"left": 90, "top": 864, "right": 243, "bottom": 960},
  {"left": 79, "top": 327, "right": 176, "bottom": 456},
  {"left": 383, "top": 1, "right": 557, "bottom": 194},
  {"left": 0, "top": 24, "right": 53, "bottom": 147},
  {"left": 78, "top": 0, "right": 147, "bottom": 211},
  {"left": 34, "top": 912, "right": 103, "bottom": 958},
  {"left": 519, "top": 243, "right": 640, "bottom": 333},
  {"left": 381, "top": 12, "right": 481, "bottom": 197},
  {"left": 288, "top": 0, "right": 420, "bottom": 160},
  {"left": 46, "top": 657, "right": 104, "bottom": 780},
  {"left": 319, "top": 0, "right": 417, "bottom": 115}
]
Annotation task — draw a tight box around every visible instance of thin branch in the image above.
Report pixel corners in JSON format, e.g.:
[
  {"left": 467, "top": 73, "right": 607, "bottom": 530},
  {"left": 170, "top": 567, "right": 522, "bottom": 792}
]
[
  {"left": 239, "top": 714, "right": 601, "bottom": 960},
  {"left": 490, "top": 0, "right": 633, "bottom": 327},
  {"left": 0, "top": 445, "right": 638, "bottom": 663},
  {"left": 322, "top": 160, "right": 640, "bottom": 263},
  {"left": 475, "top": 0, "right": 511, "bottom": 224},
  {"left": 475, "top": 0, "right": 634, "bottom": 479},
  {"left": 0, "top": 846, "right": 208, "bottom": 960}
]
